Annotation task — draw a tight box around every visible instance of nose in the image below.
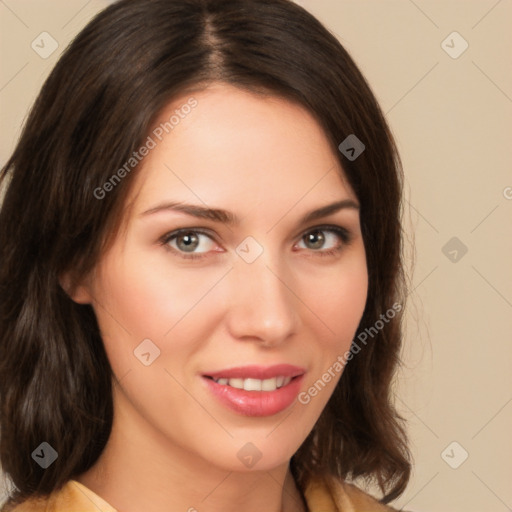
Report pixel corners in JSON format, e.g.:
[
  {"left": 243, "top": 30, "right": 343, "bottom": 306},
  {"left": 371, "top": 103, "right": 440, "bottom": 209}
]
[{"left": 224, "top": 254, "right": 299, "bottom": 347}]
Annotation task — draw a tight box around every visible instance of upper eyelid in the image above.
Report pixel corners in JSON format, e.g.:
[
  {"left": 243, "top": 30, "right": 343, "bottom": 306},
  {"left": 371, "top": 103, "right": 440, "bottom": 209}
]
[{"left": 162, "top": 224, "right": 350, "bottom": 247}]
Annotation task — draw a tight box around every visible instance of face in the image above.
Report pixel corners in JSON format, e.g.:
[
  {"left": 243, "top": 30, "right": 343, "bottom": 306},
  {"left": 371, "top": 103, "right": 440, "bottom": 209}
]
[{"left": 74, "top": 83, "right": 368, "bottom": 473}]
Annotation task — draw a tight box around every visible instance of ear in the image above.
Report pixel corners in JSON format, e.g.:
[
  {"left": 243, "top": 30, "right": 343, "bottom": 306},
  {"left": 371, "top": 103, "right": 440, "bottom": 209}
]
[{"left": 59, "top": 271, "right": 93, "bottom": 304}]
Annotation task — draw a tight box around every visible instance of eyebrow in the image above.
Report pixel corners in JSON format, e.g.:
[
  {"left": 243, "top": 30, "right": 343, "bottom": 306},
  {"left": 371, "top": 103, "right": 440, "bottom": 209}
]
[{"left": 140, "top": 198, "right": 359, "bottom": 225}]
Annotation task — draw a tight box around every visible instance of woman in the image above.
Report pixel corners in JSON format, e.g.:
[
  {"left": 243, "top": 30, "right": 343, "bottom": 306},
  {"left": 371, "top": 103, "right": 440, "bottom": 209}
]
[{"left": 0, "top": 0, "right": 411, "bottom": 510}]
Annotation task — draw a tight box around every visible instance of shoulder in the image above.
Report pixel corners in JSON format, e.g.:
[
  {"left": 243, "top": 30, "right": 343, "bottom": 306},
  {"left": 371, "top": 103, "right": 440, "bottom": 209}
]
[
  {"left": 2, "top": 480, "right": 117, "bottom": 512},
  {"left": 2, "top": 495, "right": 48, "bottom": 512},
  {"left": 338, "top": 481, "right": 398, "bottom": 511},
  {"left": 2, "top": 498, "right": 44, "bottom": 512},
  {"left": 303, "top": 473, "right": 399, "bottom": 511}
]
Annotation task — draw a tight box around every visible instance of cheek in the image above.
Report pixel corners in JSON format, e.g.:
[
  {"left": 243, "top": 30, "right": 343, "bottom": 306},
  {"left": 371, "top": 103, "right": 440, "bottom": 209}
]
[
  {"left": 89, "top": 251, "right": 230, "bottom": 377},
  {"left": 294, "top": 263, "right": 367, "bottom": 423},
  {"left": 302, "top": 255, "right": 368, "bottom": 346},
  {"left": 90, "top": 239, "right": 367, "bottom": 381},
  {"left": 93, "top": 249, "right": 225, "bottom": 337},
  {"left": 296, "top": 253, "right": 367, "bottom": 404}
]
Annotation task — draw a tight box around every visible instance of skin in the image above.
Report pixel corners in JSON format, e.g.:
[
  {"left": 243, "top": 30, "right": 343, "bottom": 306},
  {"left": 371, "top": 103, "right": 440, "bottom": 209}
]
[{"left": 70, "top": 83, "right": 368, "bottom": 512}]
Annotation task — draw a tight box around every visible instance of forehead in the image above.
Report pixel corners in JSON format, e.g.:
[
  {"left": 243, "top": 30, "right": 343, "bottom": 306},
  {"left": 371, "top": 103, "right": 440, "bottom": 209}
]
[{"left": 128, "top": 83, "right": 355, "bottom": 220}]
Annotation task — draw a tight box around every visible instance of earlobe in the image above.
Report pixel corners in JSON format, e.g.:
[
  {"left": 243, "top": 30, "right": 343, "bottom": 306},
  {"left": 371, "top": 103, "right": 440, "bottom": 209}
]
[{"left": 59, "top": 272, "right": 93, "bottom": 304}]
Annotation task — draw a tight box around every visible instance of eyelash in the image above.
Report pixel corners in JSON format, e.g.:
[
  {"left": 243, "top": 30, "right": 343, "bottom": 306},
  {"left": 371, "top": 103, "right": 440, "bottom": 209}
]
[
  {"left": 159, "top": 225, "right": 352, "bottom": 261},
  {"left": 160, "top": 226, "right": 352, "bottom": 260}
]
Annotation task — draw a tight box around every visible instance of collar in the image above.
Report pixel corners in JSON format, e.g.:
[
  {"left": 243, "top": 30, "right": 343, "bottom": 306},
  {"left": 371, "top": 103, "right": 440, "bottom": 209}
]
[{"left": 6, "top": 475, "right": 395, "bottom": 512}]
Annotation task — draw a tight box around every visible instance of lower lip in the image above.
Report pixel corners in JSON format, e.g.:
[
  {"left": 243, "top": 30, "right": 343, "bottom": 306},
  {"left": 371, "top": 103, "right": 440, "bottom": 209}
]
[{"left": 202, "top": 375, "right": 304, "bottom": 417}]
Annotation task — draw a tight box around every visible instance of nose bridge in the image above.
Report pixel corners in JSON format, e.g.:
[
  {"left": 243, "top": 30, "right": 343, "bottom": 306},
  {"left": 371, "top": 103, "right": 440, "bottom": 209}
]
[{"left": 226, "top": 247, "right": 298, "bottom": 343}]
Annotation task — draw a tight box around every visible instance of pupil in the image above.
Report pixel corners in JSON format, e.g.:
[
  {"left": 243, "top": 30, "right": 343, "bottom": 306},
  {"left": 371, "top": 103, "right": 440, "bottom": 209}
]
[{"left": 178, "top": 232, "right": 199, "bottom": 252}]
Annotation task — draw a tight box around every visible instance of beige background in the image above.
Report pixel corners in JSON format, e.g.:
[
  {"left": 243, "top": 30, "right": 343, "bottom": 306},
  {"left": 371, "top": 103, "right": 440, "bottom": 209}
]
[{"left": 1, "top": 1, "right": 511, "bottom": 510}]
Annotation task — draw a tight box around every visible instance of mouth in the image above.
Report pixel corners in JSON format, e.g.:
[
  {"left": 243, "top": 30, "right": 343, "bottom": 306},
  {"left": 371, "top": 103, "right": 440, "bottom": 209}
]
[
  {"left": 201, "top": 364, "right": 306, "bottom": 417},
  {"left": 203, "top": 375, "right": 297, "bottom": 391}
]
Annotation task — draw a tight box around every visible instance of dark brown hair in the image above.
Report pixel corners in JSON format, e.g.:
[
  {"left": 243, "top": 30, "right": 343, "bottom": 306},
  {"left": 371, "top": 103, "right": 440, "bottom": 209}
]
[{"left": 0, "top": 0, "right": 410, "bottom": 508}]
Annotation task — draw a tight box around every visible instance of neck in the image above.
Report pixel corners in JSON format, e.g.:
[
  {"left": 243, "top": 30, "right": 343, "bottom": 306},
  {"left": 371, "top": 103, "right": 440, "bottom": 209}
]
[{"left": 76, "top": 385, "right": 307, "bottom": 512}]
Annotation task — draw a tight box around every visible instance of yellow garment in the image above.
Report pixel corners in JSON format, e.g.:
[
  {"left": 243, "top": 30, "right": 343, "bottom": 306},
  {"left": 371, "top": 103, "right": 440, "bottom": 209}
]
[{"left": 4, "top": 475, "right": 397, "bottom": 511}]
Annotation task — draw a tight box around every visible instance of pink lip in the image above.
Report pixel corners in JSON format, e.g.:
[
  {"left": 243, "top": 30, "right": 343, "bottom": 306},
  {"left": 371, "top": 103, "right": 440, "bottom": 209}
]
[
  {"left": 202, "top": 373, "right": 305, "bottom": 417},
  {"left": 203, "top": 364, "right": 306, "bottom": 380}
]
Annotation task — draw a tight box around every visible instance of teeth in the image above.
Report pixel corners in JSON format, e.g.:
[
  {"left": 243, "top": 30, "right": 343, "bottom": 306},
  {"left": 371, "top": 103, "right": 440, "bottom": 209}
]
[
  {"left": 244, "top": 378, "right": 261, "bottom": 391},
  {"left": 213, "top": 376, "right": 293, "bottom": 391},
  {"left": 261, "top": 377, "right": 277, "bottom": 391},
  {"left": 228, "top": 378, "right": 244, "bottom": 389}
]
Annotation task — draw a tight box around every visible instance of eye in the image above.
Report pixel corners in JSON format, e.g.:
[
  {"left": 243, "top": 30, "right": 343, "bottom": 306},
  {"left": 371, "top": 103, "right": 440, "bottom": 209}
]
[
  {"left": 160, "top": 229, "right": 219, "bottom": 259},
  {"left": 160, "top": 225, "right": 352, "bottom": 261},
  {"left": 296, "top": 226, "right": 351, "bottom": 256}
]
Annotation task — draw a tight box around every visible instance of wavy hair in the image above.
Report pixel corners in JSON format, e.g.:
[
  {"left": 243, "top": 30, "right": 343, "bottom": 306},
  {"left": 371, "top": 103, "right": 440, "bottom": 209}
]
[{"left": 0, "top": 0, "right": 410, "bottom": 508}]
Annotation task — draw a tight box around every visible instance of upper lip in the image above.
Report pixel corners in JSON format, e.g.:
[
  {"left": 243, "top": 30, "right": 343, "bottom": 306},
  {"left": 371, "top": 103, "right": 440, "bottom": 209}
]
[{"left": 203, "top": 364, "right": 306, "bottom": 380}]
